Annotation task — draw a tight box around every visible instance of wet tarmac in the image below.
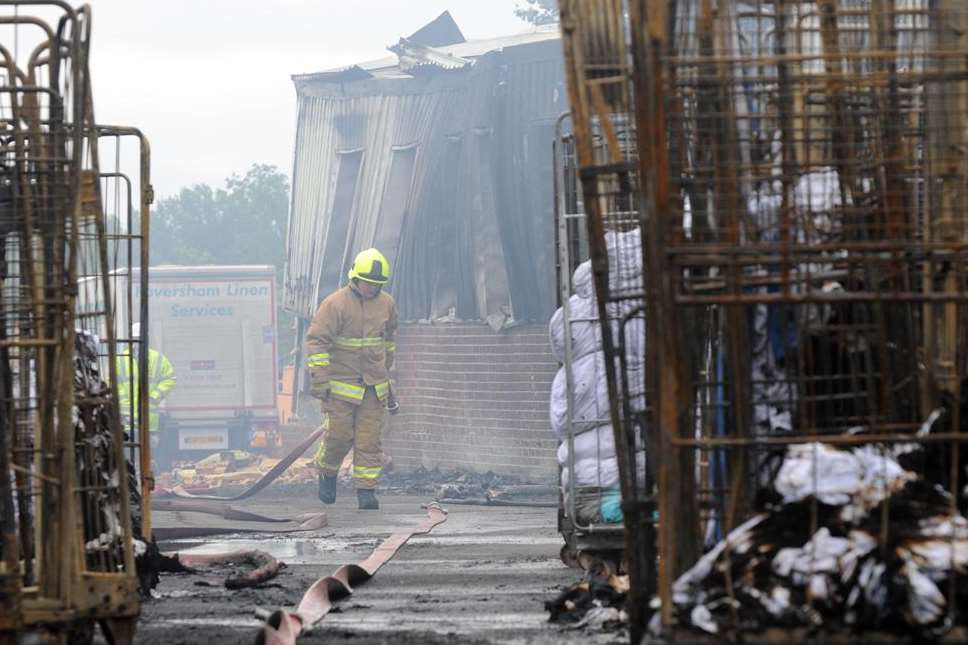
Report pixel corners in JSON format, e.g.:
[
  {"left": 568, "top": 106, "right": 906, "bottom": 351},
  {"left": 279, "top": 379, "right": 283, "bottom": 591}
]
[{"left": 135, "top": 491, "right": 626, "bottom": 644}]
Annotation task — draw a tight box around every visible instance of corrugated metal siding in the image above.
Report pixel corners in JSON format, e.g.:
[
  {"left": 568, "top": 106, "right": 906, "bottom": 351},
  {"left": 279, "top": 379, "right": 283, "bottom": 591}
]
[
  {"left": 490, "top": 43, "right": 567, "bottom": 321},
  {"left": 284, "top": 38, "right": 568, "bottom": 325}
]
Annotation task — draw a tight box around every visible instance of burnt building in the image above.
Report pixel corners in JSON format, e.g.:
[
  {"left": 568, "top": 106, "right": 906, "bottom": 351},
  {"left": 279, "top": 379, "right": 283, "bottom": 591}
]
[{"left": 284, "top": 13, "right": 566, "bottom": 478}]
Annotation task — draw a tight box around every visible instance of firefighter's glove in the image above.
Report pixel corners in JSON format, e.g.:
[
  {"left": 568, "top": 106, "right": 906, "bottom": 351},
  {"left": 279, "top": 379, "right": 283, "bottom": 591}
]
[
  {"left": 386, "top": 391, "right": 400, "bottom": 415},
  {"left": 310, "top": 381, "right": 330, "bottom": 401}
]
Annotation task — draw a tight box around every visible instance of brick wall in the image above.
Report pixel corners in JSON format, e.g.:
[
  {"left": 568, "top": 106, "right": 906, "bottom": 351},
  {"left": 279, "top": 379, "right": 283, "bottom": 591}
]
[{"left": 386, "top": 321, "right": 559, "bottom": 482}]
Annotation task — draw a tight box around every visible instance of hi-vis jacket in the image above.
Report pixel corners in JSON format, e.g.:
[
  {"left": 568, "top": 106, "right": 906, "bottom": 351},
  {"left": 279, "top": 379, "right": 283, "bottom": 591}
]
[
  {"left": 305, "top": 283, "right": 398, "bottom": 404},
  {"left": 116, "top": 348, "right": 176, "bottom": 432}
]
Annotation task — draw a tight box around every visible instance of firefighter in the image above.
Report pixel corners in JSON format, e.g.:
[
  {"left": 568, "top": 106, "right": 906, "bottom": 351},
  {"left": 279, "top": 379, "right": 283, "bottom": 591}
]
[
  {"left": 116, "top": 323, "right": 177, "bottom": 465},
  {"left": 305, "top": 247, "right": 398, "bottom": 510}
]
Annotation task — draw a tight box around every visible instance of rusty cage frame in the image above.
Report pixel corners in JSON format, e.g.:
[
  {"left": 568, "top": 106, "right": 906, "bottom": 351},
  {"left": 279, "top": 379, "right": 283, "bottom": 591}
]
[
  {"left": 553, "top": 112, "right": 630, "bottom": 559},
  {"left": 560, "top": 0, "right": 968, "bottom": 642},
  {"left": 0, "top": 3, "right": 150, "bottom": 642}
]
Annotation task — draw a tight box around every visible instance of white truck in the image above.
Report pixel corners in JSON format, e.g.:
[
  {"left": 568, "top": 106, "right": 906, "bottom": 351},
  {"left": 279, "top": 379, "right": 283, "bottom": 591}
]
[{"left": 102, "top": 265, "right": 281, "bottom": 464}]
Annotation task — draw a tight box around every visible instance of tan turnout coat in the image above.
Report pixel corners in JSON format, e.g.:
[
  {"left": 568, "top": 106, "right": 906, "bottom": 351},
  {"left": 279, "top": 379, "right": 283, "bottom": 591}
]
[{"left": 304, "top": 283, "right": 398, "bottom": 403}]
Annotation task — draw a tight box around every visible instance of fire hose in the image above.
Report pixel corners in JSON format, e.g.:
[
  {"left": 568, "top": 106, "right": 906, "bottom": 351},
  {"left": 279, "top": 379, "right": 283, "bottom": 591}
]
[
  {"left": 253, "top": 503, "right": 448, "bottom": 645},
  {"left": 172, "top": 550, "right": 286, "bottom": 589},
  {"left": 151, "top": 428, "right": 447, "bottom": 627},
  {"left": 151, "top": 425, "right": 328, "bottom": 527},
  {"left": 151, "top": 498, "right": 328, "bottom": 531},
  {"left": 164, "top": 424, "right": 327, "bottom": 502}
]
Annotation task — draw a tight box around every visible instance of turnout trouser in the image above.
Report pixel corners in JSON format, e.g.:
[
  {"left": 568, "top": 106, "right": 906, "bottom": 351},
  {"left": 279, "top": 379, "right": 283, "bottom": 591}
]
[{"left": 313, "top": 385, "right": 385, "bottom": 489}]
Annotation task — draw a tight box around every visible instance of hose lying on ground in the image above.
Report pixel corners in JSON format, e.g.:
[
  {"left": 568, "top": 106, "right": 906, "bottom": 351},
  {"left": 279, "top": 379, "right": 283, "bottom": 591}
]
[
  {"left": 253, "top": 503, "right": 448, "bottom": 645},
  {"left": 164, "top": 424, "right": 327, "bottom": 502},
  {"left": 172, "top": 550, "right": 285, "bottom": 589},
  {"left": 151, "top": 497, "right": 328, "bottom": 530},
  {"left": 150, "top": 424, "right": 328, "bottom": 531}
]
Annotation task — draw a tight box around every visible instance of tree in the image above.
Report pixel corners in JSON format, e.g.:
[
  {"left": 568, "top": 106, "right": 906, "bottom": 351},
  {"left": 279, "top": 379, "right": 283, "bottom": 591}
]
[
  {"left": 149, "top": 164, "right": 296, "bottom": 363},
  {"left": 151, "top": 164, "right": 288, "bottom": 268},
  {"left": 515, "top": 0, "right": 558, "bottom": 26}
]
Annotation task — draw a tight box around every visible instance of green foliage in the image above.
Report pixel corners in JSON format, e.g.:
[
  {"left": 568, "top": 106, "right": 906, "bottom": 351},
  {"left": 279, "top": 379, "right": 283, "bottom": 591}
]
[
  {"left": 151, "top": 164, "right": 288, "bottom": 268},
  {"left": 515, "top": 0, "right": 558, "bottom": 25},
  {"left": 149, "top": 164, "right": 297, "bottom": 365}
]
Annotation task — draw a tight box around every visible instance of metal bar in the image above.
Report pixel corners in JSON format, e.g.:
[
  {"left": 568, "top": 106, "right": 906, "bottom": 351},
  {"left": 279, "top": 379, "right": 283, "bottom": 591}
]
[
  {"left": 672, "top": 431, "right": 968, "bottom": 448},
  {"left": 94, "top": 125, "right": 154, "bottom": 540}
]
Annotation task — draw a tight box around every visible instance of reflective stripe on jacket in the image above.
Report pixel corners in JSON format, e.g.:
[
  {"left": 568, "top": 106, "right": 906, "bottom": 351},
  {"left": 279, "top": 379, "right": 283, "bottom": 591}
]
[
  {"left": 116, "top": 348, "right": 176, "bottom": 432},
  {"left": 304, "top": 283, "right": 398, "bottom": 404}
]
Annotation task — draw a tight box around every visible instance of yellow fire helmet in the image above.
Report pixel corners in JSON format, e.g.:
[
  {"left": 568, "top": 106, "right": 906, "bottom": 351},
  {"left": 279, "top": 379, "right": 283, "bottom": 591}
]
[{"left": 347, "top": 247, "right": 391, "bottom": 285}]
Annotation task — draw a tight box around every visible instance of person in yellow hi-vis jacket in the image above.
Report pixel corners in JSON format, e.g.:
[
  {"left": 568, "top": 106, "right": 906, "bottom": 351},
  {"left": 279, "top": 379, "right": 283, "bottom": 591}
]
[
  {"left": 116, "top": 323, "right": 177, "bottom": 465},
  {"left": 305, "top": 248, "right": 398, "bottom": 510}
]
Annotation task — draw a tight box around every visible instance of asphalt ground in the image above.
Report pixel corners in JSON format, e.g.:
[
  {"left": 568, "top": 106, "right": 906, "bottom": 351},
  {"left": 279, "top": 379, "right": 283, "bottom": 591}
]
[{"left": 134, "top": 489, "right": 627, "bottom": 645}]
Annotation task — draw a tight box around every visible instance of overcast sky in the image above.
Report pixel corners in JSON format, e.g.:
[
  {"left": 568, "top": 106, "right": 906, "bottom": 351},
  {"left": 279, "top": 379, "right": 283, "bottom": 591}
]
[{"left": 87, "top": 1, "right": 535, "bottom": 198}]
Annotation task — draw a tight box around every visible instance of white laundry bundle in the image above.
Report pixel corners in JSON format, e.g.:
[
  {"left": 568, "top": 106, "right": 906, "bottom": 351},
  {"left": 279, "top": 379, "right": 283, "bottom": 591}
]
[
  {"left": 607, "top": 314, "right": 646, "bottom": 372},
  {"left": 621, "top": 363, "right": 647, "bottom": 414},
  {"left": 557, "top": 424, "right": 645, "bottom": 490},
  {"left": 549, "top": 293, "right": 601, "bottom": 363},
  {"left": 746, "top": 167, "right": 842, "bottom": 240},
  {"left": 559, "top": 447, "right": 646, "bottom": 490},
  {"left": 549, "top": 352, "right": 611, "bottom": 441},
  {"left": 795, "top": 167, "right": 842, "bottom": 217},
  {"left": 604, "top": 229, "right": 644, "bottom": 294},
  {"left": 572, "top": 259, "right": 595, "bottom": 299},
  {"left": 549, "top": 294, "right": 646, "bottom": 369},
  {"left": 571, "top": 227, "right": 645, "bottom": 297},
  {"left": 551, "top": 228, "right": 649, "bottom": 527},
  {"left": 558, "top": 424, "right": 617, "bottom": 465},
  {"left": 563, "top": 455, "right": 621, "bottom": 490},
  {"left": 549, "top": 352, "right": 648, "bottom": 442}
]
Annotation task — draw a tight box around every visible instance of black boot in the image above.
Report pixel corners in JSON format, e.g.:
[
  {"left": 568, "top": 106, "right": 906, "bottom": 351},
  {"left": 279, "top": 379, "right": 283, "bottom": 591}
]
[
  {"left": 357, "top": 489, "right": 379, "bottom": 510},
  {"left": 318, "top": 474, "right": 337, "bottom": 504}
]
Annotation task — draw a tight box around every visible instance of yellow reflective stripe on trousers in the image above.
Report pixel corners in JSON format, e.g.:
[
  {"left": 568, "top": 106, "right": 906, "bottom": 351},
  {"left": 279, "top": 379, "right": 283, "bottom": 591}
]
[
  {"left": 353, "top": 465, "right": 382, "bottom": 480},
  {"left": 306, "top": 352, "right": 330, "bottom": 367},
  {"left": 374, "top": 381, "right": 390, "bottom": 399},
  {"left": 385, "top": 341, "right": 396, "bottom": 352},
  {"left": 334, "top": 336, "right": 385, "bottom": 349},
  {"left": 312, "top": 414, "right": 333, "bottom": 470},
  {"left": 313, "top": 441, "right": 330, "bottom": 470},
  {"left": 329, "top": 379, "right": 365, "bottom": 402}
]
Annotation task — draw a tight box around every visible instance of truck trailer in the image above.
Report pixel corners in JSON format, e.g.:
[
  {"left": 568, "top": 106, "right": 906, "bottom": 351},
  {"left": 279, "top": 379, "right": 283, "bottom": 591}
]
[{"left": 94, "top": 265, "right": 281, "bottom": 467}]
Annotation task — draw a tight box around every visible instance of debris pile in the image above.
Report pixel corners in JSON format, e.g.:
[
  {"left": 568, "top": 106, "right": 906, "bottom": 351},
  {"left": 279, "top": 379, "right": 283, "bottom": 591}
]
[
  {"left": 381, "top": 464, "right": 532, "bottom": 499},
  {"left": 660, "top": 441, "right": 968, "bottom": 640},
  {"left": 546, "top": 558, "right": 629, "bottom": 630},
  {"left": 157, "top": 452, "right": 544, "bottom": 504},
  {"left": 549, "top": 229, "right": 647, "bottom": 525},
  {"left": 74, "top": 330, "right": 168, "bottom": 595},
  {"left": 74, "top": 330, "right": 130, "bottom": 547},
  {"left": 156, "top": 450, "right": 318, "bottom": 492}
]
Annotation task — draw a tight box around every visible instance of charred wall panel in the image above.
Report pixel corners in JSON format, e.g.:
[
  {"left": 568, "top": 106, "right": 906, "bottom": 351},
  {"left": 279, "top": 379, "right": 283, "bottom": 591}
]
[{"left": 285, "top": 38, "right": 567, "bottom": 325}]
